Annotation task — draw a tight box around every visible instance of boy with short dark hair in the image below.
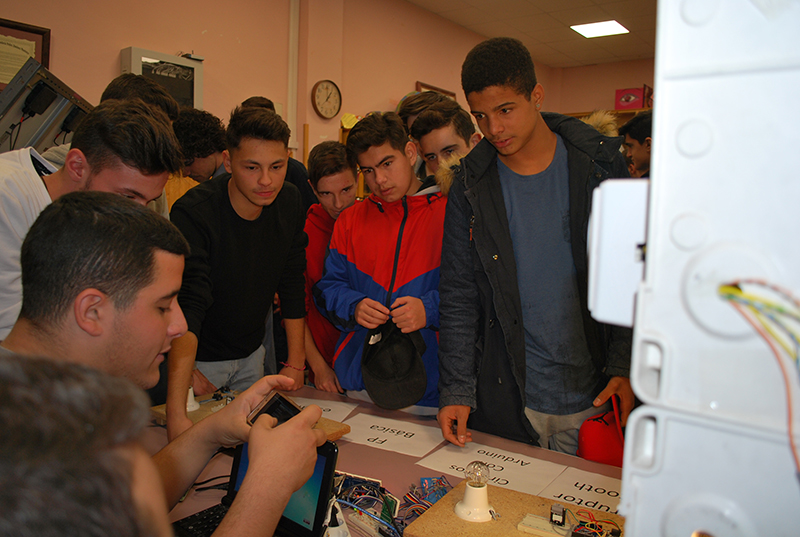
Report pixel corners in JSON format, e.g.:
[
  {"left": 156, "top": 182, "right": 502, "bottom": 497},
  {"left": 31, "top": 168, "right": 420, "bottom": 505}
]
[
  {"left": 314, "top": 112, "right": 446, "bottom": 411},
  {"left": 0, "top": 191, "right": 325, "bottom": 536},
  {"left": 619, "top": 110, "right": 652, "bottom": 178},
  {"left": 173, "top": 107, "right": 228, "bottom": 184},
  {"left": 438, "top": 37, "right": 633, "bottom": 453},
  {"left": 166, "top": 106, "right": 309, "bottom": 439},
  {"left": 302, "top": 141, "right": 359, "bottom": 392},
  {"left": 397, "top": 91, "right": 452, "bottom": 179},
  {"left": 0, "top": 98, "right": 182, "bottom": 339},
  {"left": 410, "top": 99, "right": 481, "bottom": 175}
]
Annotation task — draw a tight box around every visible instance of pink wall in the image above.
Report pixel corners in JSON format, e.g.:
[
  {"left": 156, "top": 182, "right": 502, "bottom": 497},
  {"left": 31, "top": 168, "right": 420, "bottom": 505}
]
[
  {"left": 299, "top": 0, "right": 346, "bottom": 151},
  {"left": 555, "top": 59, "right": 655, "bottom": 114},
  {"left": 341, "top": 0, "right": 483, "bottom": 113},
  {"left": 4, "top": 0, "right": 654, "bottom": 154},
  {"left": 2, "top": 0, "right": 291, "bottom": 123}
]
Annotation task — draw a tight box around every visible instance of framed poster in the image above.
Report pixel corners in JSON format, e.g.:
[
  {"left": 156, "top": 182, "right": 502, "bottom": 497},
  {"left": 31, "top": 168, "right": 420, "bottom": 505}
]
[
  {"left": 415, "top": 81, "right": 456, "bottom": 99},
  {"left": 0, "top": 19, "right": 50, "bottom": 89}
]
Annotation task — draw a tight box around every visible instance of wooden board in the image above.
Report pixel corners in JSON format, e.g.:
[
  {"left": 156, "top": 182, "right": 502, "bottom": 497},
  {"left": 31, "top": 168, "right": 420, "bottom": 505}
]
[
  {"left": 150, "top": 393, "right": 350, "bottom": 442},
  {"left": 404, "top": 481, "right": 624, "bottom": 537}
]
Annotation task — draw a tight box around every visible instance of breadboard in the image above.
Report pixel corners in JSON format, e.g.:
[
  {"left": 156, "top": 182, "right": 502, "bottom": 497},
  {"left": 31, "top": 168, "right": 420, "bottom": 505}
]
[
  {"left": 404, "top": 481, "right": 624, "bottom": 537},
  {"left": 517, "top": 514, "right": 562, "bottom": 536}
]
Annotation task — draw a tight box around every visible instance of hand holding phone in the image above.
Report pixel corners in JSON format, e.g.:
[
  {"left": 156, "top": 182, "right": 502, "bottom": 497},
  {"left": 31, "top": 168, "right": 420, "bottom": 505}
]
[{"left": 246, "top": 390, "right": 303, "bottom": 427}]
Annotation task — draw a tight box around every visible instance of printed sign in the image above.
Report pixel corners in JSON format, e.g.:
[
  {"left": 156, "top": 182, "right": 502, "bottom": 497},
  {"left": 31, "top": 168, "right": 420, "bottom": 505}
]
[
  {"left": 538, "top": 467, "right": 622, "bottom": 514},
  {"left": 291, "top": 396, "right": 358, "bottom": 424},
  {"left": 343, "top": 413, "right": 444, "bottom": 458},
  {"left": 416, "top": 442, "right": 567, "bottom": 496}
]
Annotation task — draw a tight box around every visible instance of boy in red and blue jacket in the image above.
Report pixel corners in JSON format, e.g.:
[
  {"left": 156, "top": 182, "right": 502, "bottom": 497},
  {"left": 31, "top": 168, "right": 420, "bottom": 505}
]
[{"left": 313, "top": 112, "right": 445, "bottom": 410}]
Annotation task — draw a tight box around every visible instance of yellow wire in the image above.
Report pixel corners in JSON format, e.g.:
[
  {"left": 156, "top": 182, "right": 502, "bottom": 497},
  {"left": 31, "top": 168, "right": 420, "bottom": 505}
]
[
  {"left": 719, "top": 286, "right": 800, "bottom": 359},
  {"left": 720, "top": 285, "right": 800, "bottom": 319},
  {"left": 749, "top": 306, "right": 797, "bottom": 361}
]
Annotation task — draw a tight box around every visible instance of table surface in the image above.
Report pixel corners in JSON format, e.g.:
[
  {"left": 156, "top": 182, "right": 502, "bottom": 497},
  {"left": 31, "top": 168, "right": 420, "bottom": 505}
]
[{"left": 142, "top": 387, "right": 622, "bottom": 526}]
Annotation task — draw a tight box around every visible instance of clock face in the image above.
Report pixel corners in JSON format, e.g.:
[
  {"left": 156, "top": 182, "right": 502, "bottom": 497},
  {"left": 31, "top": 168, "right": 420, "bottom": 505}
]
[{"left": 313, "top": 80, "right": 341, "bottom": 119}]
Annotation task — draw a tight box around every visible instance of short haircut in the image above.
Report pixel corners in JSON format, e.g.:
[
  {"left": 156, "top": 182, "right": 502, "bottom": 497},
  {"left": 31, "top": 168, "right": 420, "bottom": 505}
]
[
  {"left": 346, "top": 112, "right": 408, "bottom": 159},
  {"left": 308, "top": 141, "right": 357, "bottom": 189},
  {"left": 0, "top": 354, "right": 153, "bottom": 537},
  {"left": 226, "top": 106, "right": 290, "bottom": 150},
  {"left": 462, "top": 37, "right": 537, "bottom": 99},
  {"left": 397, "top": 91, "right": 451, "bottom": 134},
  {"left": 618, "top": 110, "right": 652, "bottom": 144},
  {"left": 100, "top": 73, "right": 180, "bottom": 122},
  {"left": 173, "top": 107, "right": 227, "bottom": 160},
  {"left": 20, "top": 191, "right": 190, "bottom": 329},
  {"left": 69, "top": 98, "right": 183, "bottom": 176},
  {"left": 410, "top": 100, "right": 475, "bottom": 145},
  {"left": 241, "top": 96, "right": 276, "bottom": 111}
]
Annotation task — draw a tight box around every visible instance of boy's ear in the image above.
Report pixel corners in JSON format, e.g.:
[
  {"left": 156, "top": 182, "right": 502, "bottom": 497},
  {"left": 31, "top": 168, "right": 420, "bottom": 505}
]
[
  {"left": 73, "top": 288, "right": 111, "bottom": 337},
  {"left": 405, "top": 141, "right": 417, "bottom": 166},
  {"left": 531, "top": 83, "right": 545, "bottom": 110},
  {"left": 63, "top": 148, "right": 91, "bottom": 187},
  {"left": 644, "top": 137, "right": 652, "bottom": 153},
  {"left": 469, "top": 132, "right": 482, "bottom": 148},
  {"left": 223, "top": 149, "right": 232, "bottom": 173}
]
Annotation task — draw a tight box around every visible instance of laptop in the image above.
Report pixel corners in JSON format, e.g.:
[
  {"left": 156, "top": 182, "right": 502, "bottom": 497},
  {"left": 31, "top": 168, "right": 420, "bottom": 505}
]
[{"left": 173, "top": 440, "right": 338, "bottom": 537}]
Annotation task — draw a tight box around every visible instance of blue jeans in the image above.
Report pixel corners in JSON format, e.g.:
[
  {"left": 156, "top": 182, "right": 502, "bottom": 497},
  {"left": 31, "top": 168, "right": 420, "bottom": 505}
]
[
  {"left": 196, "top": 345, "right": 265, "bottom": 392},
  {"left": 524, "top": 400, "right": 612, "bottom": 455}
]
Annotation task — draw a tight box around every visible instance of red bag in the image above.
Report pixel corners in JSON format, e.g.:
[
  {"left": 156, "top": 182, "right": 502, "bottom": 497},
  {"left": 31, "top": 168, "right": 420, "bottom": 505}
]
[{"left": 576, "top": 395, "right": 625, "bottom": 468}]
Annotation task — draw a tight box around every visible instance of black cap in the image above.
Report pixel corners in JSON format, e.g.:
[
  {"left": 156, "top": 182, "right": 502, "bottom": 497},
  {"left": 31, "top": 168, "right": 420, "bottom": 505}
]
[{"left": 361, "top": 322, "right": 427, "bottom": 410}]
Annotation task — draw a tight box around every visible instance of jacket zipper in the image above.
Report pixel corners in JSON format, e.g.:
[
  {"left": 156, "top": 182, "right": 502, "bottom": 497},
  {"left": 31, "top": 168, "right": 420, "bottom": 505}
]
[
  {"left": 469, "top": 215, "right": 475, "bottom": 247},
  {"left": 385, "top": 196, "right": 409, "bottom": 308}
]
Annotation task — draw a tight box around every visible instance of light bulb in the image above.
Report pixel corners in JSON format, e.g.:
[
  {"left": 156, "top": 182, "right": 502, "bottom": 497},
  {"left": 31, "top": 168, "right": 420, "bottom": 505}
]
[
  {"left": 455, "top": 460, "right": 494, "bottom": 522},
  {"left": 465, "top": 461, "right": 490, "bottom": 487}
]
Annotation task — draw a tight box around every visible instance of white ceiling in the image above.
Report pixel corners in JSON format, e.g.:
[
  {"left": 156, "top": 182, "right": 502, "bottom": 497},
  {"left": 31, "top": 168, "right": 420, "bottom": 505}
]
[{"left": 407, "top": 0, "right": 657, "bottom": 68}]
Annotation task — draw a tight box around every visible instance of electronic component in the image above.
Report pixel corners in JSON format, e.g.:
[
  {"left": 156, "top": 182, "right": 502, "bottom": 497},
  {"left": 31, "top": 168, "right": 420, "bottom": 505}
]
[
  {"left": 22, "top": 82, "right": 57, "bottom": 117},
  {"left": 550, "top": 504, "right": 565, "bottom": 526},
  {"left": 246, "top": 390, "right": 302, "bottom": 426},
  {"left": 61, "top": 106, "right": 86, "bottom": 133},
  {"left": 517, "top": 514, "right": 562, "bottom": 536}
]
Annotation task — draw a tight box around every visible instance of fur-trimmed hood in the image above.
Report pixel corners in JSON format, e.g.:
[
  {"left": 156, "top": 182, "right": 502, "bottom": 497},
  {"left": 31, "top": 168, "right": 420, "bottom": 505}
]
[{"left": 434, "top": 153, "right": 468, "bottom": 197}]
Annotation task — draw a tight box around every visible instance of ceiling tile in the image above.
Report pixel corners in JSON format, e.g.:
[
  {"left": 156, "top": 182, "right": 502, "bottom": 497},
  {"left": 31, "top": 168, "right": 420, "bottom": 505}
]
[
  {"left": 467, "top": 20, "right": 531, "bottom": 39},
  {"left": 599, "top": 0, "right": 657, "bottom": 19},
  {"left": 506, "top": 13, "right": 563, "bottom": 32},
  {"left": 529, "top": 0, "right": 597, "bottom": 12},
  {"left": 549, "top": 5, "right": 617, "bottom": 25},
  {"left": 615, "top": 14, "right": 657, "bottom": 31},
  {"left": 533, "top": 25, "right": 587, "bottom": 43},
  {"left": 410, "top": 0, "right": 657, "bottom": 68},
  {"left": 464, "top": 0, "right": 543, "bottom": 18},
  {"left": 406, "top": 0, "right": 472, "bottom": 13}
]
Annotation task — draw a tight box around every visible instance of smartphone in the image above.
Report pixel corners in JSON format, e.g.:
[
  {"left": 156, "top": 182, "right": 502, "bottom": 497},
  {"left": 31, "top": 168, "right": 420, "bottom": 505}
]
[{"left": 246, "top": 390, "right": 303, "bottom": 426}]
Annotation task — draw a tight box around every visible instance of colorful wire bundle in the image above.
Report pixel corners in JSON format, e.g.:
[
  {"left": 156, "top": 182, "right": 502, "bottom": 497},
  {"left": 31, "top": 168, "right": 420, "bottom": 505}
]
[
  {"left": 718, "top": 279, "right": 800, "bottom": 478},
  {"left": 398, "top": 476, "right": 452, "bottom": 524}
]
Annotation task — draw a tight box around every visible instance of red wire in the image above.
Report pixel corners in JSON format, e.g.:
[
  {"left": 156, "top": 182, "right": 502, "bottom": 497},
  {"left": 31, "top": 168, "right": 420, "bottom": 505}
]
[{"left": 731, "top": 301, "right": 800, "bottom": 474}]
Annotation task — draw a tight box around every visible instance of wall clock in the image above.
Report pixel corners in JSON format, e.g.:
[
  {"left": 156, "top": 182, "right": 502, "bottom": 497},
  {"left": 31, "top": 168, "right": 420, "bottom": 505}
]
[{"left": 312, "top": 79, "right": 342, "bottom": 119}]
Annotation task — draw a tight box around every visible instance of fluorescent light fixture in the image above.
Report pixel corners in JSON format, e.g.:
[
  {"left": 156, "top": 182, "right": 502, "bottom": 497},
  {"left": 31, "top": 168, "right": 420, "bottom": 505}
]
[{"left": 571, "top": 20, "right": 629, "bottom": 38}]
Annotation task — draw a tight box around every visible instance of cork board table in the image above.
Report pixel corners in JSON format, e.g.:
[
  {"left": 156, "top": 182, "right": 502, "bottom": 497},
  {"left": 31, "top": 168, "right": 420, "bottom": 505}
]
[
  {"left": 150, "top": 392, "right": 350, "bottom": 441},
  {"left": 405, "top": 481, "right": 625, "bottom": 537}
]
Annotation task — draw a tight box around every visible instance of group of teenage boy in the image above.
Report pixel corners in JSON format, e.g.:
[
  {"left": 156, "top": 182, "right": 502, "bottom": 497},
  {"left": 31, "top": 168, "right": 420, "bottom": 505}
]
[{"left": 0, "top": 37, "right": 638, "bottom": 534}]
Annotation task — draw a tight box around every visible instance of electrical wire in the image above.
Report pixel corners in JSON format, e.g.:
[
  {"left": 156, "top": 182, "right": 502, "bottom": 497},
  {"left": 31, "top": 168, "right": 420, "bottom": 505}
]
[
  {"left": 719, "top": 281, "right": 800, "bottom": 480},
  {"left": 336, "top": 498, "right": 401, "bottom": 537},
  {"left": 729, "top": 300, "right": 800, "bottom": 477}
]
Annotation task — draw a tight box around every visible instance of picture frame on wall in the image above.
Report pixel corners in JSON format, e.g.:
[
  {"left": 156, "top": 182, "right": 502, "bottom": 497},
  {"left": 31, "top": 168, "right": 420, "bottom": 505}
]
[
  {"left": 415, "top": 81, "right": 456, "bottom": 99},
  {"left": 0, "top": 18, "right": 50, "bottom": 89}
]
